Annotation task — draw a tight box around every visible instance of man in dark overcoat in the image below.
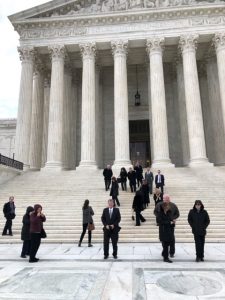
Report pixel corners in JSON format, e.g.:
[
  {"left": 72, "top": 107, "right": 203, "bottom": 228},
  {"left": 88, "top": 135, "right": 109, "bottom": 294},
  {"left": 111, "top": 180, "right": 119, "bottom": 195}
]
[
  {"left": 101, "top": 199, "right": 121, "bottom": 259},
  {"left": 103, "top": 165, "right": 113, "bottom": 191},
  {"left": 2, "top": 196, "right": 16, "bottom": 236}
]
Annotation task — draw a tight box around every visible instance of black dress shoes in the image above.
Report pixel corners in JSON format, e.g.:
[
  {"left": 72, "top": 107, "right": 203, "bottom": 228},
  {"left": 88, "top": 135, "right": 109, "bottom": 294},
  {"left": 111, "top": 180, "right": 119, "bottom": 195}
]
[
  {"left": 113, "top": 255, "right": 118, "bottom": 259},
  {"left": 104, "top": 255, "right": 109, "bottom": 259},
  {"left": 164, "top": 258, "right": 173, "bottom": 263},
  {"left": 200, "top": 258, "right": 204, "bottom": 262},
  {"left": 29, "top": 258, "right": 39, "bottom": 263},
  {"left": 20, "top": 255, "right": 26, "bottom": 258},
  {"left": 196, "top": 257, "right": 201, "bottom": 262}
]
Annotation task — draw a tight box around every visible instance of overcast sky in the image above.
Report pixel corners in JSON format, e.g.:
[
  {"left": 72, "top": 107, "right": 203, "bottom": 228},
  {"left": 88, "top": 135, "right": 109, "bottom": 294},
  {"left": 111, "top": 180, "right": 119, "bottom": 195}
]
[{"left": 0, "top": 0, "right": 48, "bottom": 119}]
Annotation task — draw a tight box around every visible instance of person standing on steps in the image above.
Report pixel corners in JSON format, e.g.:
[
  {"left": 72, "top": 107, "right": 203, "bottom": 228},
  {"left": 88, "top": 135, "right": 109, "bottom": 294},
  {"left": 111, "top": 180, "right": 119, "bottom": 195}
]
[
  {"left": 20, "top": 206, "right": 34, "bottom": 258},
  {"left": 103, "top": 165, "right": 113, "bottom": 191},
  {"left": 120, "top": 167, "right": 128, "bottom": 191},
  {"left": 2, "top": 196, "right": 16, "bottom": 236},
  {"left": 145, "top": 167, "right": 154, "bottom": 195},
  {"left": 132, "top": 190, "right": 146, "bottom": 226},
  {"left": 110, "top": 176, "right": 120, "bottom": 207},
  {"left": 155, "top": 170, "right": 165, "bottom": 194},
  {"left": 29, "top": 204, "right": 46, "bottom": 263},
  {"left": 127, "top": 167, "right": 137, "bottom": 193},
  {"left": 156, "top": 201, "right": 175, "bottom": 263},
  {"left": 154, "top": 194, "right": 179, "bottom": 258},
  {"left": 134, "top": 161, "right": 143, "bottom": 188},
  {"left": 78, "top": 199, "right": 94, "bottom": 247},
  {"left": 101, "top": 199, "right": 121, "bottom": 259},
  {"left": 188, "top": 200, "right": 210, "bottom": 262}
]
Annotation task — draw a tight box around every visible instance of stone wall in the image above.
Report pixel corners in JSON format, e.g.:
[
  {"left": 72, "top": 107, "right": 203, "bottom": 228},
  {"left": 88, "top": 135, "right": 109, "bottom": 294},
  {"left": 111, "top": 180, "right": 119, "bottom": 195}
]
[{"left": 0, "top": 119, "right": 16, "bottom": 158}]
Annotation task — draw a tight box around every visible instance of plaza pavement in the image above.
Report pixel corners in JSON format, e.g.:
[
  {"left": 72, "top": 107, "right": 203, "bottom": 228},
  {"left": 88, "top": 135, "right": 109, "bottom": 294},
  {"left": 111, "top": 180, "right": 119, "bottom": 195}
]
[{"left": 0, "top": 242, "right": 225, "bottom": 299}]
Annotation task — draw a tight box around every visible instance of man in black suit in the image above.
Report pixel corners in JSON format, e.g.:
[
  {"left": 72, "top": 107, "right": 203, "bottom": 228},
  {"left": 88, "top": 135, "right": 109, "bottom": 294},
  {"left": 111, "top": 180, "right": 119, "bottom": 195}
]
[
  {"left": 101, "top": 199, "right": 121, "bottom": 259},
  {"left": 155, "top": 170, "right": 165, "bottom": 194},
  {"left": 2, "top": 196, "right": 16, "bottom": 236}
]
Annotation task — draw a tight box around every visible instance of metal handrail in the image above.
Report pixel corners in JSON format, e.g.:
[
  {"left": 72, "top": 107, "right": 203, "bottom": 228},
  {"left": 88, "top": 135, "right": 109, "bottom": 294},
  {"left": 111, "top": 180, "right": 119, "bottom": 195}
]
[{"left": 0, "top": 154, "right": 23, "bottom": 170}]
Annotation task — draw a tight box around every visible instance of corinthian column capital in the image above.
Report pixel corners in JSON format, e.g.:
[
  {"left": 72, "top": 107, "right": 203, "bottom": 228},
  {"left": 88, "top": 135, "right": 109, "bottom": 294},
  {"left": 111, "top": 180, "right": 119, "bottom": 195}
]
[
  {"left": 213, "top": 32, "right": 225, "bottom": 51},
  {"left": 111, "top": 40, "right": 128, "bottom": 57},
  {"left": 48, "top": 45, "right": 66, "bottom": 60},
  {"left": 146, "top": 37, "right": 165, "bottom": 54},
  {"left": 79, "top": 42, "right": 96, "bottom": 60},
  {"left": 179, "top": 34, "right": 199, "bottom": 53},
  {"left": 17, "top": 46, "right": 35, "bottom": 62}
]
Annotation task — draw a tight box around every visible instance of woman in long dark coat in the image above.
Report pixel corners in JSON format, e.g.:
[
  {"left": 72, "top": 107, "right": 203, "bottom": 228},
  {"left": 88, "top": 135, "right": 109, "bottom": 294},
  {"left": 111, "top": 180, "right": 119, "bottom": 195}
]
[
  {"left": 188, "top": 200, "right": 210, "bottom": 262},
  {"left": 110, "top": 176, "right": 120, "bottom": 206},
  {"left": 78, "top": 199, "right": 94, "bottom": 247},
  {"left": 21, "top": 206, "right": 34, "bottom": 258},
  {"left": 157, "top": 202, "right": 175, "bottom": 263}
]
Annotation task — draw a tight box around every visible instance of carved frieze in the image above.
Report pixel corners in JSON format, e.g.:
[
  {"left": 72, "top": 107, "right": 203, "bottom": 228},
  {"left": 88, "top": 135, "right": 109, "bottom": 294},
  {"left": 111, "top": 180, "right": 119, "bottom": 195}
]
[{"left": 32, "top": 0, "right": 224, "bottom": 17}]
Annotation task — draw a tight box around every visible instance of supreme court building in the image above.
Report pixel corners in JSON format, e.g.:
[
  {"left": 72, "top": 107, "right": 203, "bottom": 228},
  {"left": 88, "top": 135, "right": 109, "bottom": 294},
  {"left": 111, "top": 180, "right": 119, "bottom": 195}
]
[{"left": 7, "top": 0, "right": 225, "bottom": 171}]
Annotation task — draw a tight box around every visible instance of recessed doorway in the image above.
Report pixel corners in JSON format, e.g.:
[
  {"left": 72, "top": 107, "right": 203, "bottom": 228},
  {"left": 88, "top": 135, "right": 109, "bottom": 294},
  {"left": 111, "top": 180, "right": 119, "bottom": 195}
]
[{"left": 129, "top": 120, "right": 151, "bottom": 167}]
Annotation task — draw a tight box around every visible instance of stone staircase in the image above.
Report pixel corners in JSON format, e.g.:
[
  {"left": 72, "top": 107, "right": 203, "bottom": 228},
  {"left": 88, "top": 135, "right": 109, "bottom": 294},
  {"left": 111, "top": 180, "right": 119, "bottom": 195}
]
[{"left": 1, "top": 166, "right": 225, "bottom": 244}]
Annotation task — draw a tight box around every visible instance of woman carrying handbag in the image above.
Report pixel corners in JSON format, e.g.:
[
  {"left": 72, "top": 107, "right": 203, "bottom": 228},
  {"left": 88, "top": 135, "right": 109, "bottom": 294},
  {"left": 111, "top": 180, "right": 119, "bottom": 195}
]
[{"left": 78, "top": 199, "right": 94, "bottom": 247}]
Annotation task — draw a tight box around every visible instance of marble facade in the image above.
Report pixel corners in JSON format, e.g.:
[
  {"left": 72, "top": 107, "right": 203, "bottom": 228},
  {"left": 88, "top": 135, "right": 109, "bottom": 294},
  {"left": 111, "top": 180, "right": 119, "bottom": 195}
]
[{"left": 7, "top": 0, "right": 225, "bottom": 170}]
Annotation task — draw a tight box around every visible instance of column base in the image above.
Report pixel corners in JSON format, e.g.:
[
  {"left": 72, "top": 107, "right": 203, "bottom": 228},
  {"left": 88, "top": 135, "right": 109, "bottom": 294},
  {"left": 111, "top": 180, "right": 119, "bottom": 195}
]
[
  {"left": 77, "top": 160, "right": 98, "bottom": 170},
  {"left": 23, "top": 164, "right": 30, "bottom": 171},
  {"left": 152, "top": 159, "right": 175, "bottom": 169},
  {"left": 189, "top": 158, "right": 214, "bottom": 167},
  {"left": 43, "top": 161, "right": 63, "bottom": 171}
]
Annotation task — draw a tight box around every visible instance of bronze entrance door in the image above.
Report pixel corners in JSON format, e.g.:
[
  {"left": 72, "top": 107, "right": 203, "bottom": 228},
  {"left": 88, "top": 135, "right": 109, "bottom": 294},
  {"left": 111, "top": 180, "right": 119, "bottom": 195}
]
[{"left": 129, "top": 120, "right": 151, "bottom": 167}]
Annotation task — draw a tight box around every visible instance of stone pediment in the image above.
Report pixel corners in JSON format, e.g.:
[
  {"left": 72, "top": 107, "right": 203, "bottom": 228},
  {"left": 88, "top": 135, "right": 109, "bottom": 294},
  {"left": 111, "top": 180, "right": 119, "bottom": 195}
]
[{"left": 8, "top": 0, "right": 225, "bottom": 22}]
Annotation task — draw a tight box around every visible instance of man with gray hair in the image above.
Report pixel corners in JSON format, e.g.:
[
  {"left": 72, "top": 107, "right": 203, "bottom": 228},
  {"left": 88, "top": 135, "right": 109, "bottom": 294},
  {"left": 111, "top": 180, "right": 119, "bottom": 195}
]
[{"left": 154, "top": 194, "right": 179, "bottom": 258}]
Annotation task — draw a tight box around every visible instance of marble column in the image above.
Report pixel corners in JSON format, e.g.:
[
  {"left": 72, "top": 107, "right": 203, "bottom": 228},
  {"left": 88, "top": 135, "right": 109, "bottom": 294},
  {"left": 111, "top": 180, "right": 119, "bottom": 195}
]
[
  {"left": 111, "top": 40, "right": 131, "bottom": 170},
  {"left": 175, "top": 57, "right": 190, "bottom": 166},
  {"left": 70, "top": 72, "right": 78, "bottom": 169},
  {"left": 45, "top": 45, "right": 65, "bottom": 169},
  {"left": 78, "top": 42, "right": 97, "bottom": 168},
  {"left": 95, "top": 65, "right": 103, "bottom": 169},
  {"left": 15, "top": 47, "right": 35, "bottom": 169},
  {"left": 146, "top": 38, "right": 173, "bottom": 167},
  {"left": 179, "top": 35, "right": 210, "bottom": 166},
  {"left": 41, "top": 76, "right": 50, "bottom": 167},
  {"left": 213, "top": 32, "right": 225, "bottom": 134},
  {"left": 29, "top": 58, "right": 44, "bottom": 170},
  {"left": 62, "top": 65, "right": 72, "bottom": 169},
  {"left": 205, "top": 55, "right": 225, "bottom": 165}
]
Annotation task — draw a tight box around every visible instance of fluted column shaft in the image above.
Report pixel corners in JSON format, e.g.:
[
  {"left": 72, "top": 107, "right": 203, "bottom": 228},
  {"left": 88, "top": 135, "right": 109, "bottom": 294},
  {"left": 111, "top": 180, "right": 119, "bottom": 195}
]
[
  {"left": 79, "top": 43, "right": 97, "bottom": 168},
  {"left": 112, "top": 41, "right": 131, "bottom": 169},
  {"left": 70, "top": 73, "right": 78, "bottom": 169},
  {"left": 15, "top": 47, "right": 34, "bottom": 168},
  {"left": 214, "top": 32, "right": 225, "bottom": 133},
  {"left": 62, "top": 66, "right": 72, "bottom": 169},
  {"left": 45, "top": 45, "right": 65, "bottom": 169},
  {"left": 95, "top": 66, "right": 103, "bottom": 168},
  {"left": 179, "top": 35, "right": 210, "bottom": 166},
  {"left": 41, "top": 77, "right": 50, "bottom": 167},
  {"left": 29, "top": 60, "right": 44, "bottom": 170},
  {"left": 146, "top": 38, "right": 173, "bottom": 167},
  {"left": 176, "top": 59, "right": 190, "bottom": 166}
]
